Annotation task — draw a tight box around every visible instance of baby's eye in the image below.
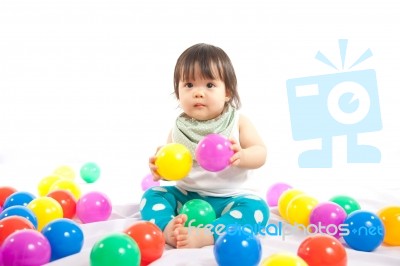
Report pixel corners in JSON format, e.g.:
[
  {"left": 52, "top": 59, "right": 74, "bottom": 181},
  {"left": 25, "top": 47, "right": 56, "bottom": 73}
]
[
  {"left": 206, "top": 83, "right": 215, "bottom": 88},
  {"left": 185, "top": 83, "right": 193, "bottom": 88}
]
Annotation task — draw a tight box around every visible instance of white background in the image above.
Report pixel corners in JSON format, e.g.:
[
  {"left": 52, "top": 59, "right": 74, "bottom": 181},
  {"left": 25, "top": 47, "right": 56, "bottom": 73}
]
[{"left": 1, "top": 0, "right": 400, "bottom": 201}]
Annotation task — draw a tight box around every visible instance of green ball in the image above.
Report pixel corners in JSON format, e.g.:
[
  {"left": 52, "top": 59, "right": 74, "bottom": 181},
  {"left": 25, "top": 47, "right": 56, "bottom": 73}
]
[
  {"left": 80, "top": 162, "right": 101, "bottom": 183},
  {"left": 179, "top": 199, "right": 216, "bottom": 227},
  {"left": 329, "top": 195, "right": 361, "bottom": 215},
  {"left": 90, "top": 233, "right": 140, "bottom": 266}
]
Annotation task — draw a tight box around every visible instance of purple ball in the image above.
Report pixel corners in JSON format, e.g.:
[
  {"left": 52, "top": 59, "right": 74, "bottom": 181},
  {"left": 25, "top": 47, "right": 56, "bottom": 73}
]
[
  {"left": 195, "top": 134, "right": 234, "bottom": 172},
  {"left": 76, "top": 191, "right": 112, "bottom": 223},
  {"left": 141, "top": 173, "right": 160, "bottom": 191},
  {"left": 309, "top": 202, "right": 347, "bottom": 238},
  {"left": 266, "top": 182, "right": 293, "bottom": 207},
  {"left": 2, "top": 229, "right": 51, "bottom": 266}
]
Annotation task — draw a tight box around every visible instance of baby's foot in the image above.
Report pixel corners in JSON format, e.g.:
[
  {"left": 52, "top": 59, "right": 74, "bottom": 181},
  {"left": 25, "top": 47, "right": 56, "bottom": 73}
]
[
  {"left": 175, "top": 217, "right": 214, "bottom": 249},
  {"left": 163, "top": 214, "right": 187, "bottom": 247}
]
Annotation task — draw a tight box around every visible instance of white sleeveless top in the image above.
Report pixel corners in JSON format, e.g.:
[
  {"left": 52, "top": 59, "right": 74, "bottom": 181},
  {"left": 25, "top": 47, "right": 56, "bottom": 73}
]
[{"left": 173, "top": 114, "right": 256, "bottom": 197}]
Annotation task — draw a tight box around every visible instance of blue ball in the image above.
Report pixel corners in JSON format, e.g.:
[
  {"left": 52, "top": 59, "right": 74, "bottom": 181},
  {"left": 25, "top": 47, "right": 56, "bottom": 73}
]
[
  {"left": 214, "top": 226, "right": 262, "bottom": 266},
  {"left": 2, "top": 191, "right": 36, "bottom": 209},
  {"left": 41, "top": 218, "right": 84, "bottom": 261},
  {"left": 0, "top": 205, "right": 38, "bottom": 228},
  {"left": 343, "top": 210, "right": 385, "bottom": 252}
]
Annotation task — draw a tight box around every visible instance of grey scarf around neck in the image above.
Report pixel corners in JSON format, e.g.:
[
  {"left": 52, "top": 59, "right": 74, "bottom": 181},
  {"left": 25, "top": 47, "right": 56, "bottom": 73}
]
[{"left": 172, "top": 105, "right": 237, "bottom": 160}]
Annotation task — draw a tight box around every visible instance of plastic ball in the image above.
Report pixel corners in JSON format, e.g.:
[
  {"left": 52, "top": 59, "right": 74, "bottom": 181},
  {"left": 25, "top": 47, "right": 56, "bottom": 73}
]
[
  {"left": 90, "top": 233, "right": 141, "bottom": 266},
  {"left": 76, "top": 191, "right": 112, "bottom": 223},
  {"left": 286, "top": 194, "right": 318, "bottom": 226},
  {"left": 2, "top": 191, "right": 36, "bottom": 209},
  {"left": 47, "top": 189, "right": 77, "bottom": 219},
  {"left": 343, "top": 210, "right": 385, "bottom": 252},
  {"left": 329, "top": 195, "right": 361, "bottom": 215},
  {"left": 124, "top": 221, "right": 165, "bottom": 265},
  {"left": 49, "top": 179, "right": 81, "bottom": 200},
  {"left": 377, "top": 206, "right": 400, "bottom": 246},
  {"left": 214, "top": 226, "right": 262, "bottom": 266},
  {"left": 260, "top": 253, "right": 308, "bottom": 266},
  {"left": 277, "top": 189, "right": 304, "bottom": 220},
  {"left": 38, "top": 175, "right": 62, "bottom": 196},
  {"left": 80, "top": 162, "right": 101, "bottom": 183},
  {"left": 195, "top": 133, "right": 234, "bottom": 172},
  {"left": 0, "top": 205, "right": 38, "bottom": 229},
  {"left": 309, "top": 201, "right": 347, "bottom": 238},
  {"left": 141, "top": 173, "right": 160, "bottom": 191},
  {"left": 179, "top": 199, "right": 216, "bottom": 227},
  {"left": 0, "top": 186, "right": 17, "bottom": 207},
  {"left": 1, "top": 229, "right": 51, "bottom": 266},
  {"left": 155, "top": 143, "right": 192, "bottom": 181},
  {"left": 0, "top": 216, "right": 35, "bottom": 245},
  {"left": 297, "top": 234, "right": 347, "bottom": 266},
  {"left": 42, "top": 218, "right": 84, "bottom": 261},
  {"left": 53, "top": 165, "right": 76, "bottom": 179},
  {"left": 266, "top": 182, "right": 292, "bottom": 207},
  {"left": 27, "top": 197, "right": 63, "bottom": 231}
]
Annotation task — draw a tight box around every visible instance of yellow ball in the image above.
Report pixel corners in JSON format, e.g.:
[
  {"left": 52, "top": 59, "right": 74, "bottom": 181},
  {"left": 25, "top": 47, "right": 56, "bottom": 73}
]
[
  {"left": 53, "top": 165, "right": 76, "bottom": 179},
  {"left": 27, "top": 197, "right": 63, "bottom": 231},
  {"left": 38, "top": 175, "right": 62, "bottom": 196},
  {"left": 377, "top": 206, "right": 400, "bottom": 246},
  {"left": 49, "top": 179, "right": 81, "bottom": 200},
  {"left": 278, "top": 189, "right": 304, "bottom": 220},
  {"left": 260, "top": 252, "right": 308, "bottom": 266},
  {"left": 155, "top": 143, "right": 192, "bottom": 181},
  {"left": 286, "top": 194, "right": 318, "bottom": 226}
]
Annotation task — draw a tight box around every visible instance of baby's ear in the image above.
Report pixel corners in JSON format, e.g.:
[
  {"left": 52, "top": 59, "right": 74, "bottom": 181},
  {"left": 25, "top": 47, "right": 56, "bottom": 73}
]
[{"left": 225, "top": 90, "right": 231, "bottom": 102}]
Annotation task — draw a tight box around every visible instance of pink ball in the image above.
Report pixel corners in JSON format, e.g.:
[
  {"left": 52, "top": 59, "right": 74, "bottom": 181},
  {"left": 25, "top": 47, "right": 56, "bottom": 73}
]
[
  {"left": 76, "top": 191, "right": 112, "bottom": 223},
  {"left": 195, "top": 134, "right": 234, "bottom": 172},
  {"left": 309, "top": 202, "right": 347, "bottom": 238},
  {"left": 266, "top": 182, "right": 292, "bottom": 207},
  {"left": 141, "top": 173, "right": 160, "bottom": 191},
  {"left": 2, "top": 229, "right": 51, "bottom": 266}
]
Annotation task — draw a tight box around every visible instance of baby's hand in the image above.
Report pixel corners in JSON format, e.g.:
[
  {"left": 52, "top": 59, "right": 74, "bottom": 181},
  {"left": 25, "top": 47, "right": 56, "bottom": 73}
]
[
  {"left": 229, "top": 137, "right": 242, "bottom": 167},
  {"left": 149, "top": 146, "right": 163, "bottom": 181}
]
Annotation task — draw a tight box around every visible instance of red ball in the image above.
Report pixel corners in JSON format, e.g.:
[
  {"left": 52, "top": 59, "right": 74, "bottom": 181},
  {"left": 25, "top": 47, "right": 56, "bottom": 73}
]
[
  {"left": 47, "top": 189, "right": 77, "bottom": 219},
  {"left": 0, "top": 216, "right": 35, "bottom": 245},
  {"left": 297, "top": 234, "right": 347, "bottom": 266},
  {"left": 0, "top": 186, "right": 17, "bottom": 207},
  {"left": 124, "top": 221, "right": 165, "bottom": 265}
]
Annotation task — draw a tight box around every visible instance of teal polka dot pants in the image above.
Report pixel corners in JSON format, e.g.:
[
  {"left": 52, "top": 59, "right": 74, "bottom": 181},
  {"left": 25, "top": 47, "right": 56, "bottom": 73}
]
[{"left": 140, "top": 186, "right": 269, "bottom": 241}]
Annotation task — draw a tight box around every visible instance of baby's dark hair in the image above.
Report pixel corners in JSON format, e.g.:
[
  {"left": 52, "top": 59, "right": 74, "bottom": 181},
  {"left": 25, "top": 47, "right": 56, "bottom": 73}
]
[{"left": 173, "top": 43, "right": 241, "bottom": 109}]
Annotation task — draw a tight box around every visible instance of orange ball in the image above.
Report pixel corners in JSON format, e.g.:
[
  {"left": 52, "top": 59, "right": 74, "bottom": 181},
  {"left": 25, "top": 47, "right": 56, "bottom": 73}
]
[{"left": 377, "top": 206, "right": 400, "bottom": 246}]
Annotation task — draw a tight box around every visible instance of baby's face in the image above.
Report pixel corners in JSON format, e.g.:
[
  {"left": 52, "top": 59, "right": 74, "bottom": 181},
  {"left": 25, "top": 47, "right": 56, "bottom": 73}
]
[{"left": 178, "top": 63, "right": 229, "bottom": 121}]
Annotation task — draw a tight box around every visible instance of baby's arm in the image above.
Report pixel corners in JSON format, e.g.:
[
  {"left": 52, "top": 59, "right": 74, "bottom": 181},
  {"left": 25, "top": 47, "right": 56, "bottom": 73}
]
[
  {"left": 230, "top": 115, "right": 267, "bottom": 169},
  {"left": 148, "top": 130, "right": 173, "bottom": 181}
]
